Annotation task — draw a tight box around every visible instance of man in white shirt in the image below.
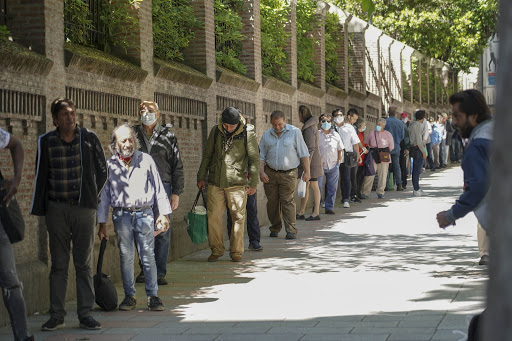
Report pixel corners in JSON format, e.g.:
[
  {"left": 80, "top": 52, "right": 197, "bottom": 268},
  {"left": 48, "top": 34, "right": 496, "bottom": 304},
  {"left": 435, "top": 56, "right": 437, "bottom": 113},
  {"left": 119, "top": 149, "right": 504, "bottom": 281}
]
[
  {"left": 333, "top": 108, "right": 361, "bottom": 208},
  {"left": 318, "top": 114, "right": 344, "bottom": 214}
]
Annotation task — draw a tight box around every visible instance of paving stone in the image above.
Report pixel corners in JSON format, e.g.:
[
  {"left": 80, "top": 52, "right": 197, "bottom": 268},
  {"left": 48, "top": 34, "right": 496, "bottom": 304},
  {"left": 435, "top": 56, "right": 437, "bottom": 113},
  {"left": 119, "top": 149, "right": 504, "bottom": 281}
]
[
  {"left": 387, "top": 333, "right": 433, "bottom": 340},
  {"left": 300, "top": 334, "right": 389, "bottom": 341}
]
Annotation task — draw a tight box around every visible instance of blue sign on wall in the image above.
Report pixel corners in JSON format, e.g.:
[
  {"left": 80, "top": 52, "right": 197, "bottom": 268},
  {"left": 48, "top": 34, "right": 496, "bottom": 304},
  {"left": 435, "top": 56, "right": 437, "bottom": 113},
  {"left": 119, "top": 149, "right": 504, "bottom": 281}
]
[{"left": 488, "top": 73, "right": 496, "bottom": 86}]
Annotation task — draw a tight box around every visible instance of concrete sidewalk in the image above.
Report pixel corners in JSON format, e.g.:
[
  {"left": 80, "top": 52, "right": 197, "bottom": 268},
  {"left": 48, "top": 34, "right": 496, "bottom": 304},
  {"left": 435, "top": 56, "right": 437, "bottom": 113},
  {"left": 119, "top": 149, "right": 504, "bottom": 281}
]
[{"left": 0, "top": 166, "right": 487, "bottom": 341}]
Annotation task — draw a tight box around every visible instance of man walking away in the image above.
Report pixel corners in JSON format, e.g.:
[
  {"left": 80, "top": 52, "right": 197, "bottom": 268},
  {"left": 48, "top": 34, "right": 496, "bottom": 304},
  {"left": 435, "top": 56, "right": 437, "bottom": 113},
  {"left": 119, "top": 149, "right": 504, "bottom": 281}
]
[
  {"left": 259, "top": 111, "right": 310, "bottom": 239},
  {"left": 32, "top": 98, "right": 107, "bottom": 331},
  {"left": 385, "top": 105, "right": 405, "bottom": 191},
  {"left": 133, "top": 101, "right": 184, "bottom": 286},
  {"left": 197, "top": 108, "right": 259, "bottom": 262},
  {"left": 409, "top": 110, "right": 428, "bottom": 196}
]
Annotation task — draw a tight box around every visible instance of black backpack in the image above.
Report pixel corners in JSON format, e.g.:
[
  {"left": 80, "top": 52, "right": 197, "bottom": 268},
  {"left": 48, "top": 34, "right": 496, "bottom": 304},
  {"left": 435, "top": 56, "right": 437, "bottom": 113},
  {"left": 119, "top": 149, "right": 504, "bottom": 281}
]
[{"left": 94, "top": 238, "right": 118, "bottom": 311}]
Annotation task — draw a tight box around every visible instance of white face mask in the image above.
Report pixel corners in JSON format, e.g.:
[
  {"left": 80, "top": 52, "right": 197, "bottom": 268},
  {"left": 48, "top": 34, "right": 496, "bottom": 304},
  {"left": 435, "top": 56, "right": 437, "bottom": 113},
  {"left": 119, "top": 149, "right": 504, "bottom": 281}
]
[
  {"left": 141, "top": 112, "right": 157, "bottom": 126},
  {"left": 334, "top": 116, "right": 344, "bottom": 124},
  {"left": 402, "top": 118, "right": 408, "bottom": 123}
]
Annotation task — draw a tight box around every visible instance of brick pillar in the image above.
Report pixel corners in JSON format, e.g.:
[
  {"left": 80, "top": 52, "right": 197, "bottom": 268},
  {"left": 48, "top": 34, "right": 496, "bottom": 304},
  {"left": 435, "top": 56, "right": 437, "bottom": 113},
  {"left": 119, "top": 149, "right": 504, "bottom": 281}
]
[
  {"left": 334, "top": 22, "right": 346, "bottom": 90},
  {"left": 240, "top": 0, "right": 262, "bottom": 83},
  {"left": 138, "top": 0, "right": 155, "bottom": 100},
  {"left": 5, "top": 0, "right": 45, "bottom": 54},
  {"left": 311, "top": 1, "right": 328, "bottom": 90},
  {"left": 342, "top": 20, "right": 349, "bottom": 92},
  {"left": 183, "top": 0, "right": 216, "bottom": 80},
  {"left": 284, "top": 0, "right": 297, "bottom": 89},
  {"left": 417, "top": 56, "right": 422, "bottom": 104}
]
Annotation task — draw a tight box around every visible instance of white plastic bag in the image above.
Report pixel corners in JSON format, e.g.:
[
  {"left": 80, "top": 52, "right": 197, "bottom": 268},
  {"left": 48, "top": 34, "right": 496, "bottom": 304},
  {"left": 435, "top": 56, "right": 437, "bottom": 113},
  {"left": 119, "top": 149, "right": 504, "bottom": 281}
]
[{"left": 297, "top": 173, "right": 307, "bottom": 198}]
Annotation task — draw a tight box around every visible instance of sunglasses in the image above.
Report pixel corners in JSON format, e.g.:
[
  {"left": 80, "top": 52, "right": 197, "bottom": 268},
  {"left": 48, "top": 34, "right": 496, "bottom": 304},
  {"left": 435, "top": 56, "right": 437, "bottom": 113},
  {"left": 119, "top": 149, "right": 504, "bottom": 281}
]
[{"left": 321, "top": 120, "right": 331, "bottom": 123}]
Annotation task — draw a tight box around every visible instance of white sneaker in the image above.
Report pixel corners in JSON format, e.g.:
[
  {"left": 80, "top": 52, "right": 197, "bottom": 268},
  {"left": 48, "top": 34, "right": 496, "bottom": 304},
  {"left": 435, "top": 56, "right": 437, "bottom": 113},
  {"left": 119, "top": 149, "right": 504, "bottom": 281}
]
[
  {"left": 413, "top": 190, "right": 423, "bottom": 197},
  {"left": 343, "top": 201, "right": 350, "bottom": 208},
  {"left": 321, "top": 203, "right": 325, "bottom": 208}
]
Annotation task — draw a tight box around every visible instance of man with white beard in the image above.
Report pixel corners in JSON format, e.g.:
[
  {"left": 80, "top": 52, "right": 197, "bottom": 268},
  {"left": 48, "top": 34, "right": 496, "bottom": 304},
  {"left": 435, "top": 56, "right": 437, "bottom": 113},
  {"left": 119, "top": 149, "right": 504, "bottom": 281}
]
[{"left": 97, "top": 124, "right": 171, "bottom": 311}]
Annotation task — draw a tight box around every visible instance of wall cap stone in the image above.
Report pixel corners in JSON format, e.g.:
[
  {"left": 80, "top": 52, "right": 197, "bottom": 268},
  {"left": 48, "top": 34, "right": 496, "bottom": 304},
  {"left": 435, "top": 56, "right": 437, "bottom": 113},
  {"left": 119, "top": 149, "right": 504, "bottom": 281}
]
[
  {"left": 423, "top": 103, "right": 431, "bottom": 109},
  {"left": 262, "top": 75, "right": 296, "bottom": 95},
  {"left": 366, "top": 91, "right": 380, "bottom": 102},
  {"left": 392, "top": 98, "right": 403, "bottom": 106},
  {"left": 326, "top": 84, "right": 348, "bottom": 99},
  {"left": 0, "top": 40, "right": 53, "bottom": 76},
  {"left": 154, "top": 58, "right": 213, "bottom": 89},
  {"left": 298, "top": 80, "right": 325, "bottom": 98},
  {"left": 348, "top": 87, "right": 366, "bottom": 100},
  {"left": 64, "top": 43, "right": 148, "bottom": 83},
  {"left": 216, "top": 66, "right": 261, "bottom": 92}
]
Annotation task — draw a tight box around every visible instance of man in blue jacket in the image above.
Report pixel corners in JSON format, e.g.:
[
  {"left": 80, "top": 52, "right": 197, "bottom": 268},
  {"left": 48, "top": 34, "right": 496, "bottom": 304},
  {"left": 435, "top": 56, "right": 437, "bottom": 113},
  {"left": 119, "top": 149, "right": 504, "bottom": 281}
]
[
  {"left": 385, "top": 105, "right": 405, "bottom": 191},
  {"left": 436, "top": 89, "right": 493, "bottom": 231}
]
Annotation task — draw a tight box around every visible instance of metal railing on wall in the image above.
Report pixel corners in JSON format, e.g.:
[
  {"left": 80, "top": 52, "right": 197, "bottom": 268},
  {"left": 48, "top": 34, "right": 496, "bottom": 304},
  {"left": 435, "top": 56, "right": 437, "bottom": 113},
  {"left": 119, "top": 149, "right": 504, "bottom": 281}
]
[{"left": 64, "top": 0, "right": 107, "bottom": 49}]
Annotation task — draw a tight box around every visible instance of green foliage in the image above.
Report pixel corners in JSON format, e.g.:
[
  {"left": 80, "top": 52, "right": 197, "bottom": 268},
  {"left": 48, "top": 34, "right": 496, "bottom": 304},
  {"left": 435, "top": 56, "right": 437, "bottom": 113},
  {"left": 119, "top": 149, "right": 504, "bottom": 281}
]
[
  {"left": 0, "top": 25, "right": 10, "bottom": 41},
  {"left": 429, "top": 67, "right": 435, "bottom": 103},
  {"left": 260, "top": 0, "right": 290, "bottom": 81},
  {"left": 153, "top": 0, "right": 202, "bottom": 61},
  {"left": 214, "top": 0, "right": 247, "bottom": 75},
  {"left": 328, "top": 0, "right": 498, "bottom": 72},
  {"left": 64, "top": 0, "right": 141, "bottom": 52},
  {"left": 325, "top": 12, "right": 342, "bottom": 86},
  {"left": 296, "top": 0, "right": 319, "bottom": 83},
  {"left": 64, "top": 0, "right": 93, "bottom": 46}
]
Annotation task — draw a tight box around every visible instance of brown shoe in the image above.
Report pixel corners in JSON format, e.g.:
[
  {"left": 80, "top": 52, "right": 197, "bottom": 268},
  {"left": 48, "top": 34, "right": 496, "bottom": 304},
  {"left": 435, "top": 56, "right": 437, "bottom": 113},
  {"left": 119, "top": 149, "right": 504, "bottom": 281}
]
[
  {"left": 208, "top": 254, "right": 220, "bottom": 262},
  {"left": 230, "top": 255, "right": 242, "bottom": 262}
]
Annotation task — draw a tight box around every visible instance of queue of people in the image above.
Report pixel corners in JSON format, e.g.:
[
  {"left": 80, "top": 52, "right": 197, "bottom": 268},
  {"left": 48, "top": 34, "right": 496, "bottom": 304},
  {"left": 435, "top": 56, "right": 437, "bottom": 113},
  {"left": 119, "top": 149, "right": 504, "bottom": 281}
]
[{"left": 0, "top": 90, "right": 479, "bottom": 340}]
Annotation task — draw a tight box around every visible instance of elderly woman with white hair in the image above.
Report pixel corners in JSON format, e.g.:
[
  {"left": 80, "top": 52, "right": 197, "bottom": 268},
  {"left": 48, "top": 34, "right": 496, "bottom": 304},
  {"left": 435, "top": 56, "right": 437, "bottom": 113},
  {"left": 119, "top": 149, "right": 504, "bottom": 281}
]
[{"left": 361, "top": 118, "right": 395, "bottom": 199}]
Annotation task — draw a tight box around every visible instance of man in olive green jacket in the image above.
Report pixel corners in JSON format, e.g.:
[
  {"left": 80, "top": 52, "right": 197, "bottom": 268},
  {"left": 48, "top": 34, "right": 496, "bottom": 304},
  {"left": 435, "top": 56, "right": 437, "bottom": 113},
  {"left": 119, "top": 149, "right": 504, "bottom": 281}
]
[{"left": 197, "top": 107, "right": 259, "bottom": 262}]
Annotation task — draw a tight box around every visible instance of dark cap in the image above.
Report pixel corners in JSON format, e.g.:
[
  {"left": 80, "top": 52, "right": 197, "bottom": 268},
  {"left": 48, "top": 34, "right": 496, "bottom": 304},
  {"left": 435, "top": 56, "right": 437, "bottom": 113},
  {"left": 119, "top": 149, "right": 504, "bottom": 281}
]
[{"left": 222, "top": 107, "right": 240, "bottom": 125}]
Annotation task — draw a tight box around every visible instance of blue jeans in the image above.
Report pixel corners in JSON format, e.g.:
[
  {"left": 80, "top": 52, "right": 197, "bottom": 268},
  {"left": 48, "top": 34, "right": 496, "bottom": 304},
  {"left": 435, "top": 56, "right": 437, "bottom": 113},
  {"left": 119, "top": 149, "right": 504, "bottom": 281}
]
[
  {"left": 439, "top": 139, "right": 447, "bottom": 166},
  {"left": 425, "top": 143, "right": 435, "bottom": 170},
  {"left": 227, "top": 191, "right": 260, "bottom": 245},
  {"left": 137, "top": 183, "right": 171, "bottom": 278},
  {"left": 0, "top": 222, "right": 31, "bottom": 341},
  {"left": 113, "top": 208, "right": 158, "bottom": 297},
  {"left": 412, "top": 148, "right": 424, "bottom": 191},
  {"left": 318, "top": 166, "right": 339, "bottom": 210},
  {"left": 390, "top": 153, "right": 402, "bottom": 185}
]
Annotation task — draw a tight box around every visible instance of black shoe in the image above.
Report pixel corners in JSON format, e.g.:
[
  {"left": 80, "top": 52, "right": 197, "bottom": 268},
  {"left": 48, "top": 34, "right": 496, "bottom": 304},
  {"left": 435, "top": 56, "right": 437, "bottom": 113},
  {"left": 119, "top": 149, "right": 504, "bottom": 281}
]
[
  {"left": 479, "top": 255, "right": 489, "bottom": 266},
  {"left": 351, "top": 196, "right": 361, "bottom": 203},
  {"left": 41, "top": 317, "right": 65, "bottom": 331},
  {"left": 119, "top": 295, "right": 137, "bottom": 311},
  {"left": 325, "top": 210, "right": 335, "bottom": 215},
  {"left": 402, "top": 185, "right": 407, "bottom": 190},
  {"left": 135, "top": 271, "right": 145, "bottom": 283},
  {"left": 148, "top": 296, "right": 165, "bottom": 311},
  {"left": 440, "top": 164, "right": 447, "bottom": 168},
  {"left": 430, "top": 168, "right": 436, "bottom": 171},
  {"left": 157, "top": 276, "right": 168, "bottom": 285},
  {"left": 24, "top": 337, "right": 35, "bottom": 341},
  {"left": 79, "top": 316, "right": 101, "bottom": 330},
  {"left": 305, "top": 215, "right": 320, "bottom": 221},
  {"left": 269, "top": 231, "right": 278, "bottom": 237},
  {"left": 396, "top": 186, "right": 404, "bottom": 192},
  {"left": 296, "top": 214, "right": 305, "bottom": 220},
  {"left": 248, "top": 241, "right": 263, "bottom": 251},
  {"left": 285, "top": 232, "right": 297, "bottom": 240}
]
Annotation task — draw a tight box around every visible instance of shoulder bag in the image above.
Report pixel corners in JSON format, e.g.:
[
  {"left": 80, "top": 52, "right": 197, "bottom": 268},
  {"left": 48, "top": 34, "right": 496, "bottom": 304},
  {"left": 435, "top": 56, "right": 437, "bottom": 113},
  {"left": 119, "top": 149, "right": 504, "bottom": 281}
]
[
  {"left": 187, "top": 189, "right": 208, "bottom": 244},
  {"left": 0, "top": 171, "right": 25, "bottom": 244},
  {"left": 374, "top": 131, "right": 391, "bottom": 163}
]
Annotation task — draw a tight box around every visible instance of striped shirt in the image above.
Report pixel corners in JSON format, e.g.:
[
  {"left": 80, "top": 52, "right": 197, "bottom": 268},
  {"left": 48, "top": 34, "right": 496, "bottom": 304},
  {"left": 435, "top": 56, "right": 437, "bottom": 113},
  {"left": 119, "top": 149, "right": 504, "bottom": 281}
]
[{"left": 47, "top": 127, "right": 82, "bottom": 202}]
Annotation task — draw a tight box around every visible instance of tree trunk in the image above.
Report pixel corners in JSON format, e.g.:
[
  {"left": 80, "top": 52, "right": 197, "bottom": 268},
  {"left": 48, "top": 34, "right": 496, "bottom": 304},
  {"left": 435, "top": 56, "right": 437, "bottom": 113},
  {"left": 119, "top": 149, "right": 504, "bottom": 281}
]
[{"left": 484, "top": 0, "right": 512, "bottom": 339}]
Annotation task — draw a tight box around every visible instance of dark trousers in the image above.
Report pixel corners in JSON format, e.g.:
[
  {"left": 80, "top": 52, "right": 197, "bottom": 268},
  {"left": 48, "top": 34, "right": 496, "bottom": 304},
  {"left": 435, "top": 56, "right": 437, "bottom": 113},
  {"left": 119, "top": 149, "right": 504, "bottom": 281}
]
[
  {"left": 356, "top": 165, "right": 365, "bottom": 198},
  {"left": 412, "top": 148, "right": 424, "bottom": 191},
  {"left": 425, "top": 143, "right": 435, "bottom": 170},
  {"left": 451, "top": 138, "right": 462, "bottom": 162},
  {"left": 227, "top": 192, "right": 260, "bottom": 245},
  {"left": 138, "top": 183, "right": 171, "bottom": 277},
  {"left": 390, "top": 153, "right": 402, "bottom": 185},
  {"left": 45, "top": 201, "right": 96, "bottom": 321},
  {"left": 341, "top": 163, "right": 357, "bottom": 201},
  {"left": 439, "top": 139, "right": 447, "bottom": 166},
  {"left": 399, "top": 149, "right": 408, "bottom": 188}
]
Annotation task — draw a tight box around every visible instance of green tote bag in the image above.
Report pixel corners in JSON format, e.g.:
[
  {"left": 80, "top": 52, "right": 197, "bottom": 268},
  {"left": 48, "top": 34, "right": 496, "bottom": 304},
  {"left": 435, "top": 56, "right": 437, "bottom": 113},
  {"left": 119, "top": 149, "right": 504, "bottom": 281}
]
[{"left": 187, "top": 189, "right": 208, "bottom": 244}]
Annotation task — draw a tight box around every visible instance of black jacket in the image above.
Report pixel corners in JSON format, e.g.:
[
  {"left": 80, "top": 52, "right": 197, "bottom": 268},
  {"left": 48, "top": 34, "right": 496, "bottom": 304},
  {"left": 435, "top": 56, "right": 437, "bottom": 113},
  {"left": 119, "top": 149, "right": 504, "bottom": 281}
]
[
  {"left": 30, "top": 127, "right": 108, "bottom": 216},
  {"left": 134, "top": 124, "right": 184, "bottom": 195}
]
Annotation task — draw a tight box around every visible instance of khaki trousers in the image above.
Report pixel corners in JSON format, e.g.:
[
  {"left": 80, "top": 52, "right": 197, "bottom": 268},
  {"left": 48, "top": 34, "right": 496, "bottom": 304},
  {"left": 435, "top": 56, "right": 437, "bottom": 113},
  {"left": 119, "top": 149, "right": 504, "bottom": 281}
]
[
  {"left": 362, "top": 162, "right": 390, "bottom": 196},
  {"left": 263, "top": 165, "right": 298, "bottom": 234},
  {"left": 207, "top": 185, "right": 247, "bottom": 257},
  {"left": 477, "top": 223, "right": 489, "bottom": 257}
]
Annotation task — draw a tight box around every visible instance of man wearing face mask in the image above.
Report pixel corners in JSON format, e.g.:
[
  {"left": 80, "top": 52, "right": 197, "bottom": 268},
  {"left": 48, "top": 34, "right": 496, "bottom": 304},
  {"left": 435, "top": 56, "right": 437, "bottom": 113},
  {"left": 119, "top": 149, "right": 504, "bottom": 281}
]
[
  {"left": 198, "top": 107, "right": 259, "bottom": 262},
  {"left": 133, "top": 101, "right": 184, "bottom": 286},
  {"left": 332, "top": 108, "right": 362, "bottom": 208}
]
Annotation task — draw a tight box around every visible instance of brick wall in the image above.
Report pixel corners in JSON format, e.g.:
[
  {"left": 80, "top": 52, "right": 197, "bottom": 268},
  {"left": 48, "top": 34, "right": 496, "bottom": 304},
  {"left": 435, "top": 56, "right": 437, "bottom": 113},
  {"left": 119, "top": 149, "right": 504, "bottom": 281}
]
[{"left": 0, "top": 0, "right": 454, "bottom": 326}]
